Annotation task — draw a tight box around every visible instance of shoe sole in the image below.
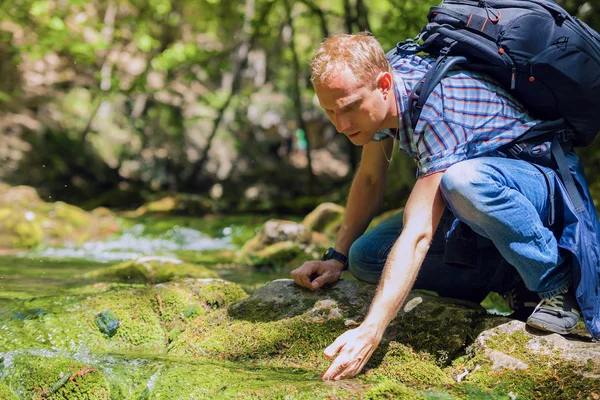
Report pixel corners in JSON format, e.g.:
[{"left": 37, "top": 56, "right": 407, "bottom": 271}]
[{"left": 526, "top": 317, "right": 575, "bottom": 335}]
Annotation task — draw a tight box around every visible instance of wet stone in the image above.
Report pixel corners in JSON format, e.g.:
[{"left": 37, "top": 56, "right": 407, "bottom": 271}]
[{"left": 96, "top": 311, "right": 119, "bottom": 337}]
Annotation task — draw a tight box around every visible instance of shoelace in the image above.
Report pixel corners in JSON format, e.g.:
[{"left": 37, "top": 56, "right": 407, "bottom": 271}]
[
  {"left": 532, "top": 294, "right": 581, "bottom": 317},
  {"left": 537, "top": 295, "right": 565, "bottom": 311}
]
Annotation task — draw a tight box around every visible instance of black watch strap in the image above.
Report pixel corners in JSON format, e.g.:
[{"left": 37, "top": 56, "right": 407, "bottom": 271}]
[{"left": 322, "top": 247, "right": 348, "bottom": 270}]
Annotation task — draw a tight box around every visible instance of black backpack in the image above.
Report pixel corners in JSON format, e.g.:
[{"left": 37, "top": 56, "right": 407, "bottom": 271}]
[{"left": 395, "top": 0, "right": 600, "bottom": 212}]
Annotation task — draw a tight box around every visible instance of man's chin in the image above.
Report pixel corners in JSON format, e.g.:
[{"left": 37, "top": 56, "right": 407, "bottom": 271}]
[{"left": 347, "top": 131, "right": 373, "bottom": 146}]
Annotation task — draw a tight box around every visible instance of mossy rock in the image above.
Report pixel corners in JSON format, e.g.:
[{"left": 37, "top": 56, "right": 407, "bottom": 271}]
[
  {"left": 0, "top": 279, "right": 246, "bottom": 354},
  {"left": 3, "top": 353, "right": 110, "bottom": 399},
  {"left": 364, "top": 342, "right": 454, "bottom": 387},
  {"left": 129, "top": 194, "right": 212, "bottom": 217},
  {"left": 0, "top": 207, "right": 44, "bottom": 248},
  {"left": 0, "top": 185, "right": 43, "bottom": 208},
  {"left": 302, "top": 202, "right": 345, "bottom": 235},
  {"left": 84, "top": 256, "right": 219, "bottom": 284},
  {"left": 447, "top": 320, "right": 600, "bottom": 399},
  {"left": 240, "top": 219, "right": 326, "bottom": 268},
  {"left": 0, "top": 185, "right": 119, "bottom": 249},
  {"left": 245, "top": 241, "right": 304, "bottom": 268},
  {"left": 228, "top": 279, "right": 484, "bottom": 362}
]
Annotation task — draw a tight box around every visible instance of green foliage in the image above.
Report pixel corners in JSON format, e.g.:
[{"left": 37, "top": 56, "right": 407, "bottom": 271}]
[{"left": 1, "top": 0, "right": 599, "bottom": 207}]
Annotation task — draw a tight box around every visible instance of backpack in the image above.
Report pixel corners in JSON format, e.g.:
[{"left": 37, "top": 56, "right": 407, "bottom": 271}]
[{"left": 395, "top": 0, "right": 600, "bottom": 212}]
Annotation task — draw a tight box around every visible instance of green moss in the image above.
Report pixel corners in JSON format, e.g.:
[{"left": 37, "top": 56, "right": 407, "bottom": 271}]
[
  {"left": 4, "top": 354, "right": 109, "bottom": 399},
  {"left": 450, "top": 330, "right": 600, "bottom": 399},
  {"left": 246, "top": 241, "right": 303, "bottom": 268},
  {"left": 363, "top": 380, "right": 435, "bottom": 400},
  {"left": 84, "top": 259, "right": 218, "bottom": 284},
  {"left": 0, "top": 208, "right": 44, "bottom": 248},
  {"left": 365, "top": 342, "right": 454, "bottom": 388},
  {"left": 0, "top": 381, "right": 19, "bottom": 400},
  {"left": 0, "top": 279, "right": 247, "bottom": 354},
  {"left": 145, "top": 361, "right": 355, "bottom": 399},
  {"left": 195, "top": 280, "right": 248, "bottom": 308},
  {"left": 175, "top": 249, "right": 236, "bottom": 265},
  {"left": 169, "top": 311, "right": 345, "bottom": 370}
]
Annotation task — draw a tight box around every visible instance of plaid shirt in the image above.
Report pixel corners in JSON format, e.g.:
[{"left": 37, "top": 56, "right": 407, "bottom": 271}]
[{"left": 372, "top": 53, "right": 540, "bottom": 177}]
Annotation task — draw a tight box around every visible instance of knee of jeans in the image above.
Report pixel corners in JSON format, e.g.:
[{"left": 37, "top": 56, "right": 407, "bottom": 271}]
[
  {"left": 441, "top": 162, "right": 491, "bottom": 218},
  {"left": 348, "top": 240, "right": 381, "bottom": 284}
]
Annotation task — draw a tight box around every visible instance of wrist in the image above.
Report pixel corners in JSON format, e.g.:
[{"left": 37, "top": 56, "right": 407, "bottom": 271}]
[{"left": 321, "top": 247, "right": 349, "bottom": 270}]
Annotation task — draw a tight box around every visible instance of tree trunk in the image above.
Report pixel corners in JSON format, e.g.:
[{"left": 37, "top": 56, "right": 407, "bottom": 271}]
[
  {"left": 284, "top": 0, "right": 315, "bottom": 191},
  {"left": 356, "top": 0, "right": 371, "bottom": 32},
  {"left": 187, "top": 0, "right": 275, "bottom": 186}
]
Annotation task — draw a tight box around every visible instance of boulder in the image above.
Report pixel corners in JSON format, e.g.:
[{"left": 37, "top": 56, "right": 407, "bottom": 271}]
[
  {"left": 472, "top": 320, "right": 600, "bottom": 378},
  {"left": 0, "top": 185, "right": 119, "bottom": 249},
  {"left": 302, "top": 202, "right": 345, "bottom": 235},
  {"left": 127, "top": 193, "right": 213, "bottom": 217},
  {"left": 228, "top": 279, "right": 485, "bottom": 361},
  {"left": 239, "top": 219, "right": 328, "bottom": 268}
]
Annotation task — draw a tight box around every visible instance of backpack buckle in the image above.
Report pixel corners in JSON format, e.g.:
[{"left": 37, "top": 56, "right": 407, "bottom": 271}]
[{"left": 557, "top": 129, "right": 574, "bottom": 143}]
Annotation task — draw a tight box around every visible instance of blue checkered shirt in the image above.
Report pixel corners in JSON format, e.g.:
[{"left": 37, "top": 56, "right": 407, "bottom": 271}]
[{"left": 372, "top": 53, "right": 541, "bottom": 176}]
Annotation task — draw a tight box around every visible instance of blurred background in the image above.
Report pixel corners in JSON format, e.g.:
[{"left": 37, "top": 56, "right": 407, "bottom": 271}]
[{"left": 1, "top": 0, "right": 599, "bottom": 216}]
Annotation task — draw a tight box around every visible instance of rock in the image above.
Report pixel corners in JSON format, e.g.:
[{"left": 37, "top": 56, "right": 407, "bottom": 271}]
[
  {"left": 239, "top": 219, "right": 327, "bottom": 268},
  {"left": 0, "top": 208, "right": 44, "bottom": 248},
  {"left": 245, "top": 241, "right": 303, "bottom": 268},
  {"left": 96, "top": 311, "right": 120, "bottom": 337},
  {"left": 0, "top": 185, "right": 119, "bottom": 249},
  {"left": 0, "top": 185, "right": 42, "bottom": 207},
  {"left": 0, "top": 279, "right": 247, "bottom": 354},
  {"left": 1, "top": 276, "right": 599, "bottom": 399},
  {"left": 84, "top": 256, "right": 219, "bottom": 283},
  {"left": 472, "top": 320, "right": 600, "bottom": 378},
  {"left": 128, "top": 194, "right": 212, "bottom": 217},
  {"left": 228, "top": 279, "right": 485, "bottom": 361},
  {"left": 487, "top": 349, "right": 529, "bottom": 371},
  {"left": 302, "top": 202, "right": 345, "bottom": 235}
]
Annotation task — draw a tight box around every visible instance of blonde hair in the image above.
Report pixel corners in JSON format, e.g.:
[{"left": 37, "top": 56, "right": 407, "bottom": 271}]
[{"left": 310, "top": 32, "right": 391, "bottom": 87}]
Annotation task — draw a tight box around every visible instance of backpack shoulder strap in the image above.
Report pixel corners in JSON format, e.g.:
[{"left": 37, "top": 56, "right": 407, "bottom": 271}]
[{"left": 408, "top": 55, "right": 468, "bottom": 130}]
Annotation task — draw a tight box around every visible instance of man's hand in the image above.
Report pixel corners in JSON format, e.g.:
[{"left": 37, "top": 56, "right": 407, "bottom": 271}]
[
  {"left": 321, "top": 325, "right": 382, "bottom": 380},
  {"left": 290, "top": 259, "right": 344, "bottom": 291}
]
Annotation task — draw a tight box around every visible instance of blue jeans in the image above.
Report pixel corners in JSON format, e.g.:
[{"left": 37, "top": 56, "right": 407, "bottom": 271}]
[{"left": 349, "top": 157, "right": 571, "bottom": 301}]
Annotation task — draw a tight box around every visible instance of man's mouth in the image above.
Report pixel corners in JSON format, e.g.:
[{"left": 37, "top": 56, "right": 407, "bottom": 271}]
[{"left": 347, "top": 131, "right": 360, "bottom": 138}]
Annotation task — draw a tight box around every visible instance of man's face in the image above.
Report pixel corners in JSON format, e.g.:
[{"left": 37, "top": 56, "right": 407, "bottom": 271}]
[{"left": 314, "top": 67, "right": 388, "bottom": 146}]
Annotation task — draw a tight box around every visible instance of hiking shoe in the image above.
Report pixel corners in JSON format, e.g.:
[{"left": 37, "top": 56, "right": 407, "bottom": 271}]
[
  {"left": 502, "top": 279, "right": 539, "bottom": 322},
  {"left": 526, "top": 291, "right": 581, "bottom": 335}
]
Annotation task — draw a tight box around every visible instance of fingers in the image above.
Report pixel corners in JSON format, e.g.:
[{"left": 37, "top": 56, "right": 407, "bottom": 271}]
[
  {"left": 310, "top": 274, "right": 328, "bottom": 290},
  {"left": 323, "top": 334, "right": 346, "bottom": 359},
  {"left": 290, "top": 262, "right": 318, "bottom": 289},
  {"left": 321, "top": 328, "right": 379, "bottom": 381},
  {"left": 322, "top": 357, "right": 364, "bottom": 381}
]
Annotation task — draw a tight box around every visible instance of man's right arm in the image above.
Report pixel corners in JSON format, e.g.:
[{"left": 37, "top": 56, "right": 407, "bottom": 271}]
[{"left": 291, "top": 138, "right": 393, "bottom": 290}]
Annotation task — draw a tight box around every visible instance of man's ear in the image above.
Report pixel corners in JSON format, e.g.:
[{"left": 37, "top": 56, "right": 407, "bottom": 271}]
[{"left": 377, "top": 72, "right": 393, "bottom": 97}]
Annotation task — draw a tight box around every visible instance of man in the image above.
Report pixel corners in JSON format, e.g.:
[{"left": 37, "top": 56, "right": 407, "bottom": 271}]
[{"left": 290, "top": 32, "right": 600, "bottom": 380}]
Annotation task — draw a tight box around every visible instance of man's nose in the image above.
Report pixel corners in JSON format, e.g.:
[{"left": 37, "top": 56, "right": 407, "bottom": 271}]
[{"left": 333, "top": 112, "right": 351, "bottom": 133}]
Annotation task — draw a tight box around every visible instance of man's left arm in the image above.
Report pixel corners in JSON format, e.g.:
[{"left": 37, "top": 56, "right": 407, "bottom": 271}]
[{"left": 321, "top": 171, "right": 446, "bottom": 380}]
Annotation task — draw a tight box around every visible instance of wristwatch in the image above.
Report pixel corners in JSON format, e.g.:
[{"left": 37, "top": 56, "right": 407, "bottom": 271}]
[{"left": 321, "top": 247, "right": 348, "bottom": 270}]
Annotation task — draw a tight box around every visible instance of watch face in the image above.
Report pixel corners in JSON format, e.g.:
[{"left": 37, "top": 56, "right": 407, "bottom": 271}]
[{"left": 322, "top": 247, "right": 333, "bottom": 261}]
